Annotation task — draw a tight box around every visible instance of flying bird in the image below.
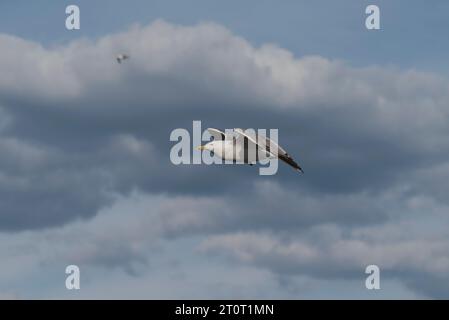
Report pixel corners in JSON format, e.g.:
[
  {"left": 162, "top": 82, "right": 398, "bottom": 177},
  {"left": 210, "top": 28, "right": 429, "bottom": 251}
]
[
  {"left": 197, "top": 128, "right": 304, "bottom": 174},
  {"left": 116, "top": 54, "right": 129, "bottom": 64}
]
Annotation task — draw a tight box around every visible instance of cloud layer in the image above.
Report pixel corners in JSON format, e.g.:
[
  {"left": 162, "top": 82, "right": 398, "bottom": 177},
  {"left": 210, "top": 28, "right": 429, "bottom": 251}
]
[{"left": 0, "top": 20, "right": 449, "bottom": 298}]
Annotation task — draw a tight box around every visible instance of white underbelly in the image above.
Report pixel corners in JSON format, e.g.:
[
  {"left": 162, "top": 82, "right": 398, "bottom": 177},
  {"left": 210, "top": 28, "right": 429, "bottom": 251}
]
[{"left": 215, "top": 142, "right": 273, "bottom": 163}]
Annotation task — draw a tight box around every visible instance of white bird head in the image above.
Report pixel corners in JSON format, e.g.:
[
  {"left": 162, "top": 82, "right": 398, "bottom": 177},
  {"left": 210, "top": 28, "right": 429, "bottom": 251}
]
[{"left": 196, "top": 141, "right": 215, "bottom": 152}]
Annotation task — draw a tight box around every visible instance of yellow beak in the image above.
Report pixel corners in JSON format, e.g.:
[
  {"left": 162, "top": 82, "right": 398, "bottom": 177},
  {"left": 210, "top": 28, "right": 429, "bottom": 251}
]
[{"left": 196, "top": 145, "right": 206, "bottom": 151}]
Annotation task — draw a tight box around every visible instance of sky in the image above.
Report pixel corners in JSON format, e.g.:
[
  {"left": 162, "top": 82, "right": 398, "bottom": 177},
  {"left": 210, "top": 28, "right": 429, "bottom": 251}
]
[{"left": 0, "top": 0, "right": 449, "bottom": 299}]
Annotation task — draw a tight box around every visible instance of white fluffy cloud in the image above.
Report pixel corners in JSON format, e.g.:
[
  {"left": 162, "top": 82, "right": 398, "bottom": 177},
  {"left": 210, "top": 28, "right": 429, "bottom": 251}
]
[{"left": 2, "top": 20, "right": 449, "bottom": 112}]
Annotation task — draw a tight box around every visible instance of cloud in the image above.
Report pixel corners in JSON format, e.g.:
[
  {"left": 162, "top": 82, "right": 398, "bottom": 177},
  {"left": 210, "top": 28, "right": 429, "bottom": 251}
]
[
  {"left": 1, "top": 19, "right": 448, "bottom": 229},
  {"left": 1, "top": 182, "right": 446, "bottom": 298},
  {"left": 199, "top": 224, "right": 449, "bottom": 298},
  {"left": 0, "top": 20, "right": 449, "bottom": 298}
]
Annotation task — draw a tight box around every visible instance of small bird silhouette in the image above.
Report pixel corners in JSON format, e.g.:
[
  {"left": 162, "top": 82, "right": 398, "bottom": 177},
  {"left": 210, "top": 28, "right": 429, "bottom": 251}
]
[{"left": 116, "top": 54, "right": 129, "bottom": 64}]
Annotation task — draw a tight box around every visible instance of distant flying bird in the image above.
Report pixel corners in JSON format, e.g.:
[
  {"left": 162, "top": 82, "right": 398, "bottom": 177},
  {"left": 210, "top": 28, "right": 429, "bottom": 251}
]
[
  {"left": 116, "top": 54, "right": 129, "bottom": 64},
  {"left": 197, "top": 128, "right": 304, "bottom": 174}
]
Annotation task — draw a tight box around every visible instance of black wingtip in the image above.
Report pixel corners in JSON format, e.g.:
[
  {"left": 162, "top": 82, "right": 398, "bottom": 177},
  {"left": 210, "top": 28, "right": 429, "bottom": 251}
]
[{"left": 279, "top": 154, "right": 304, "bottom": 175}]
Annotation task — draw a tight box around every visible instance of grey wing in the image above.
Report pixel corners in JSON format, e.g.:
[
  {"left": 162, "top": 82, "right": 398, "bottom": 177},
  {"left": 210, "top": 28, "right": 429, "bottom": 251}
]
[
  {"left": 258, "top": 133, "right": 303, "bottom": 173},
  {"left": 236, "top": 129, "right": 304, "bottom": 173},
  {"left": 257, "top": 133, "right": 287, "bottom": 157},
  {"left": 207, "top": 128, "right": 226, "bottom": 141},
  {"left": 235, "top": 129, "right": 274, "bottom": 157},
  {"left": 234, "top": 129, "right": 275, "bottom": 163}
]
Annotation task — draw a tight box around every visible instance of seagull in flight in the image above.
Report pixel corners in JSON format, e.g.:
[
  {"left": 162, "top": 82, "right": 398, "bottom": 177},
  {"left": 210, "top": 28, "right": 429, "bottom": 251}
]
[
  {"left": 116, "top": 54, "right": 129, "bottom": 64},
  {"left": 197, "top": 128, "right": 304, "bottom": 174}
]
